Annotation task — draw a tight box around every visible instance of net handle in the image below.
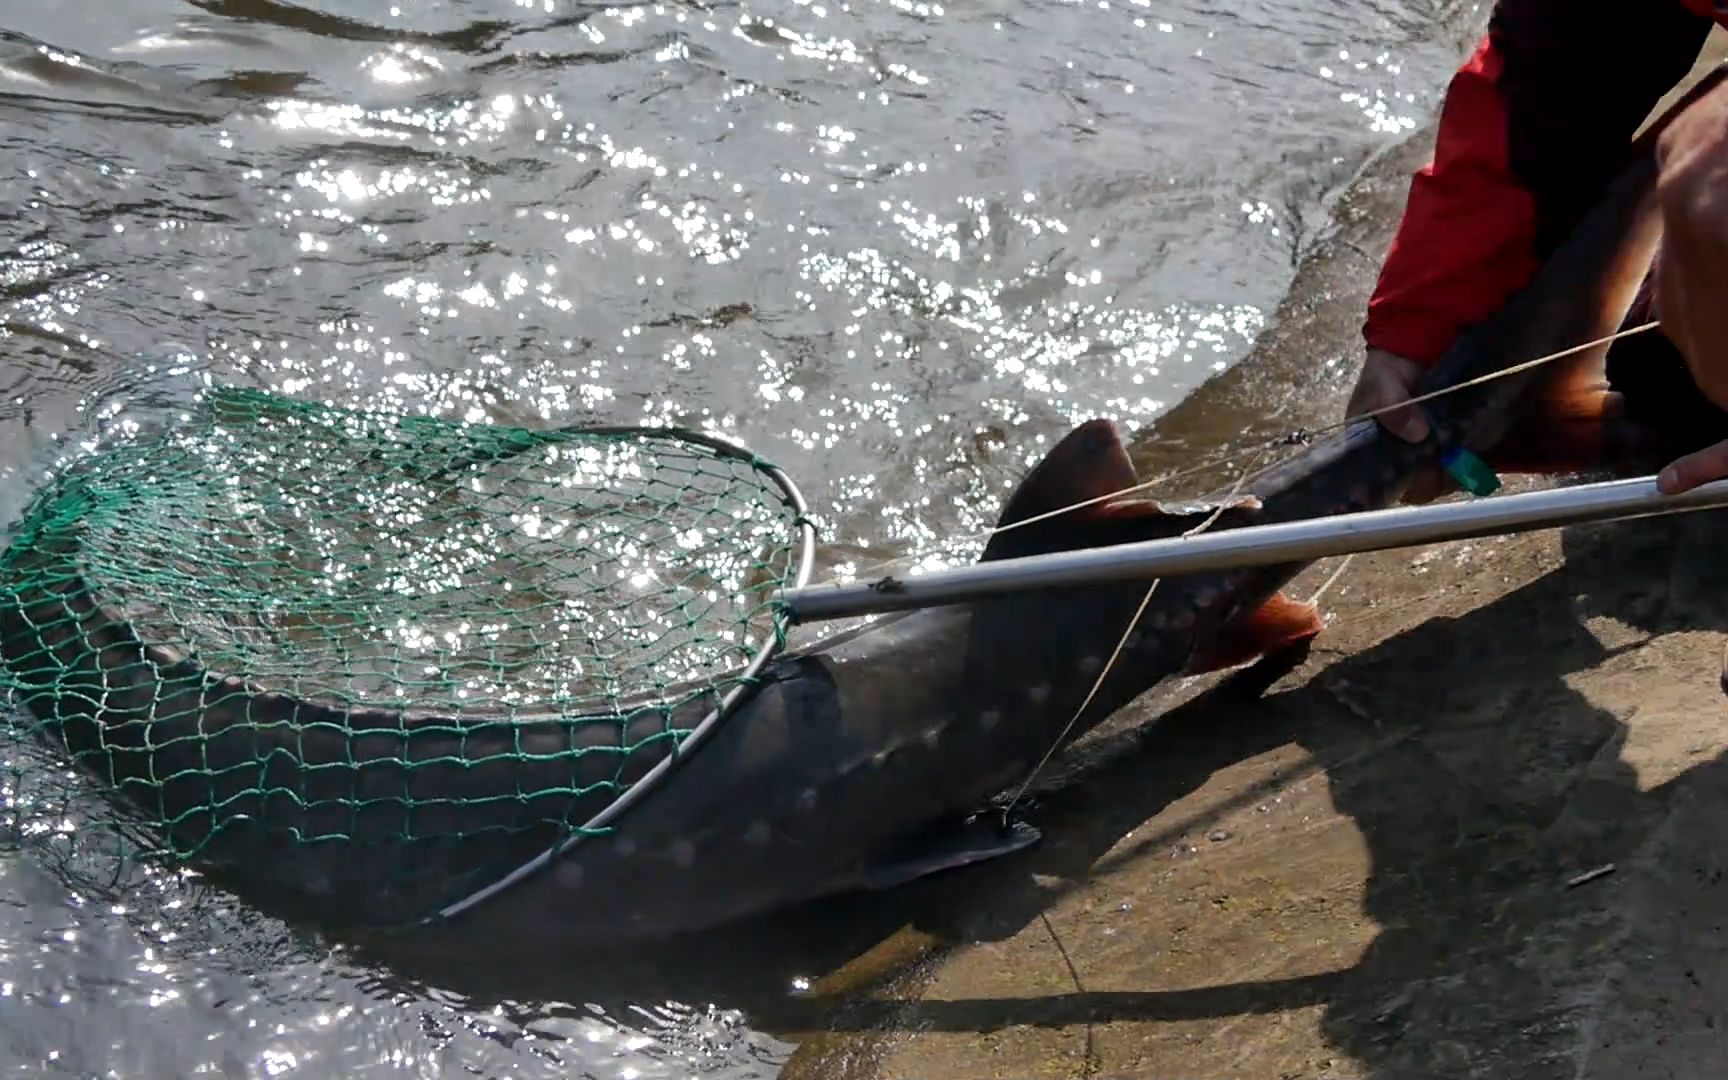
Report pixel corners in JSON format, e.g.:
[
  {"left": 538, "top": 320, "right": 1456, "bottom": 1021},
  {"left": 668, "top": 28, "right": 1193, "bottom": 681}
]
[{"left": 426, "top": 424, "right": 818, "bottom": 924}]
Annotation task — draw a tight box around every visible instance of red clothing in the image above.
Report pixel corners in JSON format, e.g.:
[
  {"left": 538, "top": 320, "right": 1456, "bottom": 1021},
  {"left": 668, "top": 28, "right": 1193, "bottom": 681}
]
[{"left": 1364, "top": 0, "right": 1725, "bottom": 366}]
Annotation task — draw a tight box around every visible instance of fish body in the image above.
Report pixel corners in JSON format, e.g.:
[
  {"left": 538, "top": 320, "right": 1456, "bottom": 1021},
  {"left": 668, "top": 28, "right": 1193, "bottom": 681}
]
[{"left": 1, "top": 64, "right": 1715, "bottom": 942}]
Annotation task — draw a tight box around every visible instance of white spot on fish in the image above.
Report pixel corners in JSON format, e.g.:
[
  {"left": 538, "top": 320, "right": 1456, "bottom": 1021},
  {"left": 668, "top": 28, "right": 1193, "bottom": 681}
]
[
  {"left": 669, "top": 839, "right": 696, "bottom": 868},
  {"left": 1124, "top": 632, "right": 1143, "bottom": 650},
  {"left": 556, "top": 861, "right": 584, "bottom": 890},
  {"left": 921, "top": 727, "right": 942, "bottom": 749},
  {"left": 744, "top": 821, "right": 772, "bottom": 846},
  {"left": 871, "top": 747, "right": 893, "bottom": 767},
  {"left": 798, "top": 787, "right": 819, "bottom": 811},
  {"left": 1077, "top": 654, "right": 1103, "bottom": 674},
  {"left": 979, "top": 709, "right": 1002, "bottom": 731},
  {"left": 613, "top": 835, "right": 637, "bottom": 857},
  {"left": 1028, "top": 683, "right": 1052, "bottom": 705},
  {"left": 1193, "top": 587, "right": 1217, "bottom": 608}
]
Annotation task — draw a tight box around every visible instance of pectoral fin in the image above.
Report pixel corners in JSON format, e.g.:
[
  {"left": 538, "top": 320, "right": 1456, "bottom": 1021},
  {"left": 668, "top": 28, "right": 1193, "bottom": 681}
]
[
  {"left": 1486, "top": 359, "right": 1661, "bottom": 475},
  {"left": 1183, "top": 591, "right": 1324, "bottom": 676},
  {"left": 859, "top": 818, "right": 1042, "bottom": 892}
]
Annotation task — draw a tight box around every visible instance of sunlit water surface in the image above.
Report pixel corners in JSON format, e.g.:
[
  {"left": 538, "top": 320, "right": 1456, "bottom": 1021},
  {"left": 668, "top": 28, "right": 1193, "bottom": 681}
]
[{"left": 0, "top": 0, "right": 1467, "bottom": 1074}]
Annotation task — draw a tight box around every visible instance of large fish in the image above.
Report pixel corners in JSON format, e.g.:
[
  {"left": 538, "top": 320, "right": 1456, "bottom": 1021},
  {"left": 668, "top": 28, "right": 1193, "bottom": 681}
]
[{"left": 1, "top": 64, "right": 1718, "bottom": 945}]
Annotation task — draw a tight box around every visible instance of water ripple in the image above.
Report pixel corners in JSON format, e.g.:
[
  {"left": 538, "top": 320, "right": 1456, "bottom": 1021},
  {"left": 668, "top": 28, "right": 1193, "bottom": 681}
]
[{"left": 0, "top": 0, "right": 1473, "bottom": 1073}]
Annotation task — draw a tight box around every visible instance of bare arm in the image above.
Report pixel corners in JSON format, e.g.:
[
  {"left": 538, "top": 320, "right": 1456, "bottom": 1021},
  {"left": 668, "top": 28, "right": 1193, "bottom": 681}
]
[{"left": 1652, "top": 78, "right": 1728, "bottom": 493}]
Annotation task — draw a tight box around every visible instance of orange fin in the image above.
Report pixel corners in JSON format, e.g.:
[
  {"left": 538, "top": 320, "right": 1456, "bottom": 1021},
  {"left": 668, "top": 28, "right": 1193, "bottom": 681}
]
[
  {"left": 1484, "top": 348, "right": 1659, "bottom": 475},
  {"left": 1183, "top": 592, "right": 1324, "bottom": 676}
]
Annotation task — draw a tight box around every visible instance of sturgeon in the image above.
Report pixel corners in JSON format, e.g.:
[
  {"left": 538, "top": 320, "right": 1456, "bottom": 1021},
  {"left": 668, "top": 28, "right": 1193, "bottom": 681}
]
[{"left": 0, "top": 65, "right": 1719, "bottom": 944}]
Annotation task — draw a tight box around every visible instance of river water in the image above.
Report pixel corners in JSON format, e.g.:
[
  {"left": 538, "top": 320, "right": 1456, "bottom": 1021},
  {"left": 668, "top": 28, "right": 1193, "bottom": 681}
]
[{"left": 0, "top": 0, "right": 1471, "bottom": 1075}]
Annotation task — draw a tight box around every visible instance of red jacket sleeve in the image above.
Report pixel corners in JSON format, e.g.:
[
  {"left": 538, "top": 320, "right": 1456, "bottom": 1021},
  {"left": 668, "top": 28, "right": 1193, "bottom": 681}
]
[{"left": 1364, "top": 0, "right": 1712, "bottom": 367}]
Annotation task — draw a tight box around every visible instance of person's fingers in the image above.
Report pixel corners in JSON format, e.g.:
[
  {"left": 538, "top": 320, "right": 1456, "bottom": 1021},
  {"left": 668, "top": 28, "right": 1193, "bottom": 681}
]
[
  {"left": 1341, "top": 351, "right": 1445, "bottom": 503},
  {"left": 1346, "top": 350, "right": 1431, "bottom": 443},
  {"left": 1374, "top": 398, "right": 1431, "bottom": 444},
  {"left": 1657, "top": 438, "right": 1728, "bottom": 494}
]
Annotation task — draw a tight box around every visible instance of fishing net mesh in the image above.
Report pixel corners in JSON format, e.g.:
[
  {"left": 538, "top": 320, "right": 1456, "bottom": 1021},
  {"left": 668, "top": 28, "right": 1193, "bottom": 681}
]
[{"left": 0, "top": 386, "right": 808, "bottom": 917}]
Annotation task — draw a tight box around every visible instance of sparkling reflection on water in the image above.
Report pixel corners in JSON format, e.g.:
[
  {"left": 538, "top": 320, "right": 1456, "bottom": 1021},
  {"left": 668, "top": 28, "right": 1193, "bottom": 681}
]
[{"left": 0, "top": 0, "right": 1463, "bottom": 1074}]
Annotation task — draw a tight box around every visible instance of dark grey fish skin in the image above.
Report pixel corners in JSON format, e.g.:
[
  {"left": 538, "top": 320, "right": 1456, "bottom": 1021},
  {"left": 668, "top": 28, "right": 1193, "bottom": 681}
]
[{"left": 0, "top": 63, "right": 1716, "bottom": 943}]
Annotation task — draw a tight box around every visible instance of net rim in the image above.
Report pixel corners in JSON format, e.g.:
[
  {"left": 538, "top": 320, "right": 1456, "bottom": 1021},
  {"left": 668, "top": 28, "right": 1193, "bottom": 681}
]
[
  {"left": 2, "top": 404, "right": 817, "bottom": 925},
  {"left": 424, "top": 424, "right": 818, "bottom": 924}
]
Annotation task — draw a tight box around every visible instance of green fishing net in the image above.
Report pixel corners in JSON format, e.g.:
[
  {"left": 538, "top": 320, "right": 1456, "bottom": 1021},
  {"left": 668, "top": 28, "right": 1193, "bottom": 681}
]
[{"left": 0, "top": 386, "right": 811, "bottom": 924}]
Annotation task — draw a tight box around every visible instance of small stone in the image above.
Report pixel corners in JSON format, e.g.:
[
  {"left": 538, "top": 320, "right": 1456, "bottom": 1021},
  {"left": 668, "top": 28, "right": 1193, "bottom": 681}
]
[{"left": 1208, "top": 829, "right": 1232, "bottom": 842}]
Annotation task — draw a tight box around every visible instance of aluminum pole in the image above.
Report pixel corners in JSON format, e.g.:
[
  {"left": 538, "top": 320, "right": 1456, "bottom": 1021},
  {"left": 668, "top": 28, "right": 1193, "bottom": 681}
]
[{"left": 779, "top": 475, "right": 1728, "bottom": 623}]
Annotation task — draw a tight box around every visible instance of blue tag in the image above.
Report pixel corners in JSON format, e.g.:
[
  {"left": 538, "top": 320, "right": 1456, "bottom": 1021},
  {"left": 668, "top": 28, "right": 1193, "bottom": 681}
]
[{"left": 1438, "top": 446, "right": 1501, "bottom": 497}]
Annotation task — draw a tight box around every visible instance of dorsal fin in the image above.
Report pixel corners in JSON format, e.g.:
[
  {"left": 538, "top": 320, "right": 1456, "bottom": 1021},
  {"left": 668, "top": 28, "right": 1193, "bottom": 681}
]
[
  {"left": 981, "top": 420, "right": 1262, "bottom": 562},
  {"left": 995, "top": 419, "right": 1138, "bottom": 530}
]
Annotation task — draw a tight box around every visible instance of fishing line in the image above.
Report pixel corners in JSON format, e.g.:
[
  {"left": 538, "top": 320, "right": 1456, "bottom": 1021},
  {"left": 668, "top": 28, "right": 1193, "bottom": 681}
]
[
  {"left": 1001, "top": 445, "right": 1274, "bottom": 817},
  {"left": 1305, "top": 554, "right": 1355, "bottom": 608},
  {"left": 1000, "top": 579, "right": 1162, "bottom": 818},
  {"left": 1346, "top": 320, "right": 1661, "bottom": 427},
  {"left": 800, "top": 320, "right": 1663, "bottom": 601}
]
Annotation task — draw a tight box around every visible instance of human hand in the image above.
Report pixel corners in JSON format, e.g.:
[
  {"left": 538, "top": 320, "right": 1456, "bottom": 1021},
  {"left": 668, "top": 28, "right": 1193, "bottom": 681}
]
[
  {"left": 1345, "top": 348, "right": 1430, "bottom": 442},
  {"left": 1657, "top": 439, "right": 1728, "bottom": 495},
  {"left": 1344, "top": 348, "right": 1451, "bottom": 503}
]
